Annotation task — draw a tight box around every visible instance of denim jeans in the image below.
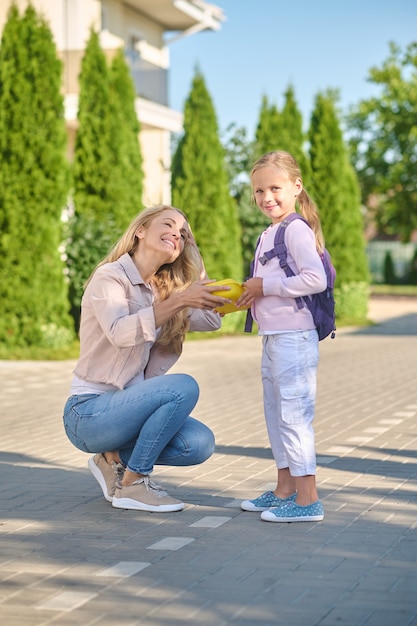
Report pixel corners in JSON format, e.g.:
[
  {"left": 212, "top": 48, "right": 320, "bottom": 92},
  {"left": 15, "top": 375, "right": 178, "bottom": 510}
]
[
  {"left": 261, "top": 330, "right": 319, "bottom": 476},
  {"left": 63, "top": 373, "right": 215, "bottom": 475}
]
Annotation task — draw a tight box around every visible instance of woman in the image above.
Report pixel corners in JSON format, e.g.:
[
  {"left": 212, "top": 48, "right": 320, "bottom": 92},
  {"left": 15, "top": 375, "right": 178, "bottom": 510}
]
[{"left": 63, "top": 205, "right": 231, "bottom": 513}]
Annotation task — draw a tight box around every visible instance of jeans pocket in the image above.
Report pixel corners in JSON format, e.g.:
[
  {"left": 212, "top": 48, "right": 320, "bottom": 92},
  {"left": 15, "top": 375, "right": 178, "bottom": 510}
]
[
  {"left": 280, "top": 385, "right": 308, "bottom": 425},
  {"left": 63, "top": 395, "right": 97, "bottom": 452}
]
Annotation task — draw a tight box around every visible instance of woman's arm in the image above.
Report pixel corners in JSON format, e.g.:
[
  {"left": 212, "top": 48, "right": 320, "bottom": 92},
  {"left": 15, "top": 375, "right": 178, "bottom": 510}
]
[{"left": 153, "top": 280, "right": 230, "bottom": 329}]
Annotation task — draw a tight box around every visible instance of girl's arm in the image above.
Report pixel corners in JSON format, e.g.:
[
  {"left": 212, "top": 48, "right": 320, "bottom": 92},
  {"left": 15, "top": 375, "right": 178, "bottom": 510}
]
[{"left": 263, "top": 220, "right": 326, "bottom": 298}]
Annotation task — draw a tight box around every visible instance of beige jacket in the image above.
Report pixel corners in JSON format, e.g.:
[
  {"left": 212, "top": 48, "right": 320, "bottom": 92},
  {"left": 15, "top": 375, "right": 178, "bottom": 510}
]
[{"left": 74, "top": 253, "right": 221, "bottom": 389}]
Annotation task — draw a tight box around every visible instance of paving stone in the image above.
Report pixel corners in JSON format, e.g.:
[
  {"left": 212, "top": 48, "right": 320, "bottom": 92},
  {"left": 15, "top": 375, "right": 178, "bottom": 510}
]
[{"left": 0, "top": 298, "right": 416, "bottom": 625}]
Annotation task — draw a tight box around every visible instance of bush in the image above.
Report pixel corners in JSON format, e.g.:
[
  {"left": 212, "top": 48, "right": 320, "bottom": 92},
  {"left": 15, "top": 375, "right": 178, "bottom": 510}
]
[{"left": 334, "top": 281, "right": 370, "bottom": 326}]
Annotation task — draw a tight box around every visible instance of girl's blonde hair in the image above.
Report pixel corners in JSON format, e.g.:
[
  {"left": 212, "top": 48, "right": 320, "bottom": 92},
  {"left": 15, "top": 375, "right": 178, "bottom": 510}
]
[
  {"left": 87, "top": 205, "right": 202, "bottom": 355},
  {"left": 251, "top": 151, "right": 325, "bottom": 254}
]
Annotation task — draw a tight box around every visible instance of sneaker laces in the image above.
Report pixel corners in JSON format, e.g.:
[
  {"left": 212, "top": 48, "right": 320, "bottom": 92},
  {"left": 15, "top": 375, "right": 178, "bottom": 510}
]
[
  {"left": 142, "top": 475, "right": 168, "bottom": 497},
  {"left": 116, "top": 475, "right": 169, "bottom": 498},
  {"left": 111, "top": 461, "right": 125, "bottom": 481}
]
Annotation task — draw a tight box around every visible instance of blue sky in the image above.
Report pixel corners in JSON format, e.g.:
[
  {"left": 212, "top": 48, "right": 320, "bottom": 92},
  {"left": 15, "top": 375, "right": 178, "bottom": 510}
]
[{"left": 168, "top": 0, "right": 417, "bottom": 137}]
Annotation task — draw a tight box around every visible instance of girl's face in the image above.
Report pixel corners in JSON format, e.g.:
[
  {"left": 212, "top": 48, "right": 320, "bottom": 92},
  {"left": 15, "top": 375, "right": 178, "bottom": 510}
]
[
  {"left": 138, "top": 209, "right": 189, "bottom": 263},
  {"left": 252, "top": 166, "right": 302, "bottom": 224}
]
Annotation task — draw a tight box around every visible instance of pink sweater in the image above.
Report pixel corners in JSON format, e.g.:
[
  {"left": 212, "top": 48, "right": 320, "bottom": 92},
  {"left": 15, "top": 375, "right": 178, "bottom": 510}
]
[{"left": 252, "top": 218, "right": 327, "bottom": 333}]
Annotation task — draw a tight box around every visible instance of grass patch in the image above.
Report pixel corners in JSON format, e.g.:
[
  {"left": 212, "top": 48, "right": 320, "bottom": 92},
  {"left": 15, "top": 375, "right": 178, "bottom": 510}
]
[
  {"left": 187, "top": 310, "right": 249, "bottom": 341},
  {"left": 370, "top": 284, "right": 417, "bottom": 296},
  {"left": 0, "top": 340, "right": 80, "bottom": 361}
]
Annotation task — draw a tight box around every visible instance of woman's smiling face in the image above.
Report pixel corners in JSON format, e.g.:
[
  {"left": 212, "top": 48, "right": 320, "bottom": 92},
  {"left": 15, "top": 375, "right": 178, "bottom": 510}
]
[{"left": 138, "top": 209, "right": 189, "bottom": 263}]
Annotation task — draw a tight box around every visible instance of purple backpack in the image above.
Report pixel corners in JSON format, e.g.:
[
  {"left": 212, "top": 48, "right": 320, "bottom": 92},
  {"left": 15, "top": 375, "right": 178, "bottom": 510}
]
[{"left": 245, "top": 213, "right": 336, "bottom": 340}]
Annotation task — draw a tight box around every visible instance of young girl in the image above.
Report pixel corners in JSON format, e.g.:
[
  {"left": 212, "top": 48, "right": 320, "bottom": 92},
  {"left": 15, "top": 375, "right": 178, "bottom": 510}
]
[
  {"left": 63, "top": 205, "right": 231, "bottom": 513},
  {"left": 236, "top": 151, "right": 327, "bottom": 522}
]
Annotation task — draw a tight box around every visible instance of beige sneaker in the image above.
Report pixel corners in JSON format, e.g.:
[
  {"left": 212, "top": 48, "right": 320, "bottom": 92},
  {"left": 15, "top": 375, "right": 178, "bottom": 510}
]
[
  {"left": 112, "top": 476, "right": 185, "bottom": 512},
  {"left": 88, "top": 453, "right": 125, "bottom": 502}
]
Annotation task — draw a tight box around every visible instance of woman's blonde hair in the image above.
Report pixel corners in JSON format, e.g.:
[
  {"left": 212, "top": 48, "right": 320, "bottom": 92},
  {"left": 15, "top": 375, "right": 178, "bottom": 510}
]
[
  {"left": 87, "top": 205, "right": 202, "bottom": 355},
  {"left": 251, "top": 151, "right": 324, "bottom": 254}
]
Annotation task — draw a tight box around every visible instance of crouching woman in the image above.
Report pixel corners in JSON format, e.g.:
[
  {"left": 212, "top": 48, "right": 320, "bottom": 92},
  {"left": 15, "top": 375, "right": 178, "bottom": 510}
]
[{"left": 63, "top": 205, "right": 231, "bottom": 513}]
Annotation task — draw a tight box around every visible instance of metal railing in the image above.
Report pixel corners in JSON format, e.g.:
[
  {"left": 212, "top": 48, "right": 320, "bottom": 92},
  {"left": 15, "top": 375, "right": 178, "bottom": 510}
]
[{"left": 124, "top": 49, "right": 168, "bottom": 106}]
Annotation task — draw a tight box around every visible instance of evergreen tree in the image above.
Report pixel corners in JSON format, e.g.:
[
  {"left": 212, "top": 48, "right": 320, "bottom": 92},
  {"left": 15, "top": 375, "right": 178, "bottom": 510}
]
[
  {"left": 108, "top": 47, "right": 144, "bottom": 229},
  {"left": 308, "top": 91, "right": 369, "bottom": 322},
  {"left": 276, "top": 85, "right": 312, "bottom": 191},
  {"left": 0, "top": 4, "right": 73, "bottom": 350},
  {"left": 66, "top": 30, "right": 114, "bottom": 326},
  {"left": 72, "top": 29, "right": 114, "bottom": 220},
  {"left": 383, "top": 251, "right": 396, "bottom": 285},
  {"left": 239, "top": 95, "right": 281, "bottom": 274},
  {"left": 407, "top": 248, "right": 417, "bottom": 285},
  {"left": 222, "top": 123, "right": 261, "bottom": 277},
  {"left": 253, "top": 94, "right": 281, "bottom": 158},
  {"left": 171, "top": 69, "right": 242, "bottom": 280}
]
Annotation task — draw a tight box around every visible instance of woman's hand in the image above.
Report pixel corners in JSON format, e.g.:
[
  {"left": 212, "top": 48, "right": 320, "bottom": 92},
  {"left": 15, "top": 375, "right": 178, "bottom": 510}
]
[
  {"left": 153, "top": 280, "right": 232, "bottom": 328},
  {"left": 184, "top": 280, "right": 232, "bottom": 310},
  {"left": 235, "top": 277, "right": 263, "bottom": 309}
]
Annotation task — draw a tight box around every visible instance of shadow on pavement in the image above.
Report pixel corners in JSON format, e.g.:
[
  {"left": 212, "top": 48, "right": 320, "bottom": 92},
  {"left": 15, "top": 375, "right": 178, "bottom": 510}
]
[
  {"left": 214, "top": 444, "right": 273, "bottom": 459},
  {"left": 346, "top": 312, "right": 417, "bottom": 336}
]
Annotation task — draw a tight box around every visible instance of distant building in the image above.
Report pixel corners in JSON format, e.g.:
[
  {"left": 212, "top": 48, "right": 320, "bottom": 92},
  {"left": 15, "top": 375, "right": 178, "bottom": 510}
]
[{"left": 0, "top": 0, "right": 225, "bottom": 205}]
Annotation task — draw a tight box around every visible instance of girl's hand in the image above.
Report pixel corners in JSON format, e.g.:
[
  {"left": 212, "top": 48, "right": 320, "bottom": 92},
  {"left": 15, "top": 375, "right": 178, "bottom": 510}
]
[{"left": 235, "top": 278, "right": 263, "bottom": 308}]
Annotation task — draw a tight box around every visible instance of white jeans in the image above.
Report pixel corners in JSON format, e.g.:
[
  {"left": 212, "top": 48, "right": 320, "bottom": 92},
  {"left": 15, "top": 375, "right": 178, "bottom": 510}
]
[{"left": 261, "top": 330, "right": 319, "bottom": 476}]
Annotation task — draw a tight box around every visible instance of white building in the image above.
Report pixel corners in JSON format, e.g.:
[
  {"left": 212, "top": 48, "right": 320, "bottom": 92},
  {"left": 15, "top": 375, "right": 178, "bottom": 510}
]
[{"left": 0, "top": 0, "right": 225, "bottom": 205}]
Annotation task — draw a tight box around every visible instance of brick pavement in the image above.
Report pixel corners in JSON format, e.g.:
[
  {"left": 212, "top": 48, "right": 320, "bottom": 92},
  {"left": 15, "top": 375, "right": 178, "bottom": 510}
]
[{"left": 0, "top": 298, "right": 417, "bottom": 626}]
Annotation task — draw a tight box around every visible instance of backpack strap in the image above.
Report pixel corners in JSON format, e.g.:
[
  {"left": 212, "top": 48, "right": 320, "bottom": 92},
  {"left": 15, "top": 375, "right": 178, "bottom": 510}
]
[
  {"left": 244, "top": 214, "right": 306, "bottom": 333},
  {"left": 269, "top": 216, "right": 305, "bottom": 312}
]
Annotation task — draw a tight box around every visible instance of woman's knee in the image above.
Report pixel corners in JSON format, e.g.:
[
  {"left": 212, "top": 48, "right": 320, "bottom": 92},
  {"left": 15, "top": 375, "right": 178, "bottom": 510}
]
[
  {"left": 157, "top": 418, "right": 215, "bottom": 466},
  {"left": 176, "top": 373, "right": 199, "bottom": 401},
  {"left": 166, "top": 373, "right": 200, "bottom": 412},
  {"left": 192, "top": 422, "right": 215, "bottom": 464}
]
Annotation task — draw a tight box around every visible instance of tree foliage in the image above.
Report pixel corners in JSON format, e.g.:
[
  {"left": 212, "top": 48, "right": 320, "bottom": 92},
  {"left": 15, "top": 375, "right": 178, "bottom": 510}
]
[
  {"left": 0, "top": 3, "right": 73, "bottom": 348},
  {"left": 71, "top": 29, "right": 113, "bottom": 220},
  {"left": 347, "top": 41, "right": 417, "bottom": 241},
  {"left": 239, "top": 88, "right": 312, "bottom": 276},
  {"left": 309, "top": 91, "right": 369, "bottom": 321},
  {"left": 277, "top": 85, "right": 312, "bottom": 191},
  {"left": 253, "top": 94, "right": 280, "bottom": 158},
  {"left": 66, "top": 30, "right": 114, "bottom": 325},
  {"left": 221, "top": 123, "right": 264, "bottom": 277},
  {"left": 66, "top": 32, "right": 144, "bottom": 326},
  {"left": 171, "top": 69, "right": 242, "bottom": 280},
  {"left": 108, "top": 47, "right": 144, "bottom": 228}
]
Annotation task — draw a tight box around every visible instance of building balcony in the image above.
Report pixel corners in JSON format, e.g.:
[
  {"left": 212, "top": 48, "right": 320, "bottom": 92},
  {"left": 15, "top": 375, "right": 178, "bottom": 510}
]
[{"left": 124, "top": 49, "right": 168, "bottom": 107}]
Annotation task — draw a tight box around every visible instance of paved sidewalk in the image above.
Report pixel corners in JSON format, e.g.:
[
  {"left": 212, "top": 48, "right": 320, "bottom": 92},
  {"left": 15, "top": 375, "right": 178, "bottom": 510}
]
[{"left": 1, "top": 298, "right": 417, "bottom": 626}]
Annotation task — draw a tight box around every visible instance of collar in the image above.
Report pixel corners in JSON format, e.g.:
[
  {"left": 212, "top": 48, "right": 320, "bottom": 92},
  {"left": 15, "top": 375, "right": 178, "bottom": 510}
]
[{"left": 118, "top": 252, "right": 147, "bottom": 286}]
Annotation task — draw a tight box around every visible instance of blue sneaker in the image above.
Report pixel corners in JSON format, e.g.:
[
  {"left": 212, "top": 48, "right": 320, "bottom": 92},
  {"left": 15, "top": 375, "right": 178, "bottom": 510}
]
[
  {"left": 261, "top": 500, "right": 324, "bottom": 522},
  {"left": 241, "top": 491, "right": 297, "bottom": 512}
]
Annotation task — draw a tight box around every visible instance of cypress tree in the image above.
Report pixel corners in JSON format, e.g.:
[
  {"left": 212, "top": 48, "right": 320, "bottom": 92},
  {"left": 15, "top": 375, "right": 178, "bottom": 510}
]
[
  {"left": 241, "top": 95, "right": 281, "bottom": 274},
  {"left": 254, "top": 94, "right": 281, "bottom": 158},
  {"left": 308, "top": 91, "right": 369, "bottom": 322},
  {"left": 72, "top": 29, "right": 114, "bottom": 219},
  {"left": 66, "top": 30, "right": 119, "bottom": 326},
  {"left": 276, "top": 85, "right": 312, "bottom": 190},
  {"left": 0, "top": 3, "right": 73, "bottom": 350},
  {"left": 108, "top": 48, "right": 144, "bottom": 229},
  {"left": 171, "top": 69, "right": 242, "bottom": 280},
  {"left": 222, "top": 123, "right": 263, "bottom": 278},
  {"left": 384, "top": 251, "right": 396, "bottom": 285}
]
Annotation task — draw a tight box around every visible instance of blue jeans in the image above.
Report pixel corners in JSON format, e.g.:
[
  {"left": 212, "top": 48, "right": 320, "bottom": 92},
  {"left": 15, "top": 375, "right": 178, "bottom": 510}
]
[{"left": 63, "top": 373, "right": 215, "bottom": 475}]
